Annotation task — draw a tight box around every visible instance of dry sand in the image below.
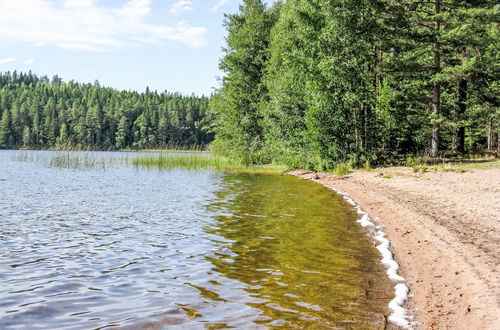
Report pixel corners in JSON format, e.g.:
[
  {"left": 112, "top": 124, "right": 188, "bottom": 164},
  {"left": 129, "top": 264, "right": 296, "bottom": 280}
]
[{"left": 290, "top": 165, "right": 499, "bottom": 329}]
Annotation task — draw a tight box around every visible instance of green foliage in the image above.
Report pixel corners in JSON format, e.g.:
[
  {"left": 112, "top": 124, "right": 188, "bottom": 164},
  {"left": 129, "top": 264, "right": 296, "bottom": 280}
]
[
  {"left": 0, "top": 71, "right": 213, "bottom": 150},
  {"left": 0, "top": 107, "right": 12, "bottom": 147},
  {"left": 210, "top": 0, "right": 498, "bottom": 170},
  {"left": 4, "top": 1, "right": 497, "bottom": 168},
  {"left": 405, "top": 156, "right": 423, "bottom": 167},
  {"left": 132, "top": 154, "right": 288, "bottom": 173},
  {"left": 208, "top": 0, "right": 279, "bottom": 165},
  {"left": 331, "top": 162, "right": 352, "bottom": 176},
  {"left": 363, "top": 161, "right": 374, "bottom": 172}
]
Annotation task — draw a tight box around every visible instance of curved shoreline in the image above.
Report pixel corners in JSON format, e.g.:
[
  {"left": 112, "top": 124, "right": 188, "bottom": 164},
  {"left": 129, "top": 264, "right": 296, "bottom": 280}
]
[
  {"left": 333, "top": 184, "right": 412, "bottom": 328},
  {"left": 289, "top": 167, "right": 500, "bottom": 329},
  {"left": 290, "top": 172, "right": 412, "bottom": 328}
]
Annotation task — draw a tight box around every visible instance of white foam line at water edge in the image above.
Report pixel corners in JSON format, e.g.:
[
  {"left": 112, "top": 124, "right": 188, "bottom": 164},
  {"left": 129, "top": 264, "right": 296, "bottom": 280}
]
[{"left": 318, "top": 182, "right": 412, "bottom": 329}]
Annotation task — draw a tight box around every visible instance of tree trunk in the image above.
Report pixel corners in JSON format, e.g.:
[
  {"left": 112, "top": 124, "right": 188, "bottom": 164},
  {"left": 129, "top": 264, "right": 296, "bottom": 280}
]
[
  {"left": 454, "top": 79, "right": 467, "bottom": 154},
  {"left": 431, "top": 0, "right": 441, "bottom": 158},
  {"left": 487, "top": 119, "right": 493, "bottom": 150},
  {"left": 497, "top": 132, "right": 500, "bottom": 155},
  {"left": 363, "top": 103, "right": 368, "bottom": 150}
]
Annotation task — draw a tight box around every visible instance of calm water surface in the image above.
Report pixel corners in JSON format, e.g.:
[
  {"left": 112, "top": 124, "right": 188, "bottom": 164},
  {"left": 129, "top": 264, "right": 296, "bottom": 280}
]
[{"left": 0, "top": 150, "right": 392, "bottom": 329}]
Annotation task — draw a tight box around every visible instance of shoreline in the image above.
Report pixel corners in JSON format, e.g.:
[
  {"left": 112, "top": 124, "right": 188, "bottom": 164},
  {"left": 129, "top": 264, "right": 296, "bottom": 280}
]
[
  {"left": 326, "top": 182, "right": 412, "bottom": 328},
  {"left": 289, "top": 166, "right": 499, "bottom": 329}
]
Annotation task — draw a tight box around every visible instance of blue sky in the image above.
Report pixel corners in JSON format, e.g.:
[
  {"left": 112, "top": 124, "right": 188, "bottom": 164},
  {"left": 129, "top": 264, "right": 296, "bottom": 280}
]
[{"left": 0, "top": 0, "right": 272, "bottom": 96}]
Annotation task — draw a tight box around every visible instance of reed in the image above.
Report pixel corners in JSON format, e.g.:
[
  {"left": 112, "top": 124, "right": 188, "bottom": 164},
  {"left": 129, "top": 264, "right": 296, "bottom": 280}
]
[
  {"left": 14, "top": 150, "right": 289, "bottom": 173},
  {"left": 14, "top": 150, "right": 131, "bottom": 169},
  {"left": 120, "top": 144, "right": 208, "bottom": 153},
  {"left": 49, "top": 151, "right": 134, "bottom": 169},
  {"left": 132, "top": 154, "right": 288, "bottom": 173},
  {"left": 49, "top": 152, "right": 100, "bottom": 169}
]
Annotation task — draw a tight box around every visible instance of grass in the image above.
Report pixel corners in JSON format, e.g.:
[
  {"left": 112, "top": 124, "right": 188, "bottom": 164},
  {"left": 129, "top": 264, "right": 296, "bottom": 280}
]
[
  {"left": 442, "top": 166, "right": 468, "bottom": 173},
  {"left": 47, "top": 152, "right": 125, "bottom": 169},
  {"left": 120, "top": 148, "right": 208, "bottom": 153},
  {"left": 14, "top": 150, "right": 130, "bottom": 169},
  {"left": 417, "top": 159, "right": 500, "bottom": 174},
  {"left": 404, "top": 158, "right": 499, "bottom": 174},
  {"left": 330, "top": 162, "right": 352, "bottom": 175},
  {"left": 14, "top": 150, "right": 288, "bottom": 173},
  {"left": 451, "top": 159, "right": 500, "bottom": 171},
  {"left": 361, "top": 161, "right": 376, "bottom": 172},
  {"left": 132, "top": 154, "right": 289, "bottom": 173},
  {"left": 49, "top": 153, "right": 100, "bottom": 169},
  {"left": 120, "top": 144, "right": 208, "bottom": 153},
  {"left": 131, "top": 154, "right": 498, "bottom": 175}
]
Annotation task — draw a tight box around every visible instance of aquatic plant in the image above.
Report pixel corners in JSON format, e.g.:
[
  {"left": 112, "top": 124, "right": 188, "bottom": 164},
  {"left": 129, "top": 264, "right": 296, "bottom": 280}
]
[
  {"left": 132, "top": 154, "right": 288, "bottom": 173},
  {"left": 49, "top": 152, "right": 101, "bottom": 169},
  {"left": 14, "top": 150, "right": 132, "bottom": 169},
  {"left": 120, "top": 144, "right": 208, "bottom": 153}
]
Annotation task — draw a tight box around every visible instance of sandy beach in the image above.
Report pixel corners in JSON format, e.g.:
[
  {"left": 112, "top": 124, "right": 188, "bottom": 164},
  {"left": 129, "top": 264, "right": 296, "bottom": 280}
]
[{"left": 290, "top": 164, "right": 499, "bottom": 329}]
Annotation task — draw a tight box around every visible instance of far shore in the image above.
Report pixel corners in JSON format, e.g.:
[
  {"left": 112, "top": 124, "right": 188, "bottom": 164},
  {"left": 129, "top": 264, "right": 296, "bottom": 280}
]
[{"left": 290, "top": 162, "right": 499, "bottom": 329}]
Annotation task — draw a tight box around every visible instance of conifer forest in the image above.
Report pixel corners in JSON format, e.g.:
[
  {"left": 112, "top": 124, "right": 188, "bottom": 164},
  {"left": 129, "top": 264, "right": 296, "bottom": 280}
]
[{"left": 0, "top": 72, "right": 212, "bottom": 150}]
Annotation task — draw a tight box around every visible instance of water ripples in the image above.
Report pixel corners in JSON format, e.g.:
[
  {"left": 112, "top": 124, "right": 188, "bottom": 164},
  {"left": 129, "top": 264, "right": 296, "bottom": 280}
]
[{"left": 0, "top": 151, "right": 393, "bottom": 329}]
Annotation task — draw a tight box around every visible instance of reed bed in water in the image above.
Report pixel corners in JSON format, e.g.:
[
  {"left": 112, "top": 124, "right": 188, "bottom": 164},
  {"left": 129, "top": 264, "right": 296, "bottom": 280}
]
[
  {"left": 14, "top": 150, "right": 130, "bottom": 169},
  {"left": 13, "top": 151, "right": 288, "bottom": 173},
  {"left": 49, "top": 152, "right": 102, "bottom": 169},
  {"left": 132, "top": 154, "right": 288, "bottom": 173}
]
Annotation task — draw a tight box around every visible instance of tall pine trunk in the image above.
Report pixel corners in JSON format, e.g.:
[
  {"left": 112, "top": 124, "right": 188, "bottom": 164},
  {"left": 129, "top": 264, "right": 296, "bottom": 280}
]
[
  {"left": 487, "top": 119, "right": 493, "bottom": 150},
  {"left": 454, "top": 79, "right": 467, "bottom": 154},
  {"left": 497, "top": 132, "right": 500, "bottom": 154},
  {"left": 431, "top": 0, "right": 441, "bottom": 158}
]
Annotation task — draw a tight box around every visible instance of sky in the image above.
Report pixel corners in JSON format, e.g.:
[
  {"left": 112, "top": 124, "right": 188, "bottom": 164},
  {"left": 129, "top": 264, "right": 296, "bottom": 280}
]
[{"left": 0, "top": 0, "right": 272, "bottom": 96}]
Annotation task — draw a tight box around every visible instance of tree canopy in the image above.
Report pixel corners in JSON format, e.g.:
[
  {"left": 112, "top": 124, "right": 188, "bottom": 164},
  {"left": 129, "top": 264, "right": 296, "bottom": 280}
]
[
  {"left": 209, "top": 0, "right": 499, "bottom": 169},
  {"left": 0, "top": 71, "right": 212, "bottom": 150}
]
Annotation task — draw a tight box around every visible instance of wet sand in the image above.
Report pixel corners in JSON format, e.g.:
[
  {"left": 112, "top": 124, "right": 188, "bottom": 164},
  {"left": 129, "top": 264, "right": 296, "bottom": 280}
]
[{"left": 290, "top": 165, "right": 500, "bottom": 329}]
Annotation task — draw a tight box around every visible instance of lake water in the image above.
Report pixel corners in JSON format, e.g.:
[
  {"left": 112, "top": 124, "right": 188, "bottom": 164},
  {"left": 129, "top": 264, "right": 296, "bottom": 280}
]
[{"left": 0, "top": 150, "right": 393, "bottom": 329}]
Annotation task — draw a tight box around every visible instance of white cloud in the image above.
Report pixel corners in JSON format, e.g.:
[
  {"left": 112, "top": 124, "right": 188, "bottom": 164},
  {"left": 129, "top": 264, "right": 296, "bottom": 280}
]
[
  {"left": 0, "top": 0, "right": 207, "bottom": 51},
  {"left": 64, "top": 0, "right": 98, "bottom": 9},
  {"left": 24, "top": 59, "right": 36, "bottom": 64},
  {"left": 211, "top": 0, "right": 230, "bottom": 12},
  {"left": 0, "top": 58, "right": 16, "bottom": 64},
  {"left": 169, "top": 1, "right": 193, "bottom": 15}
]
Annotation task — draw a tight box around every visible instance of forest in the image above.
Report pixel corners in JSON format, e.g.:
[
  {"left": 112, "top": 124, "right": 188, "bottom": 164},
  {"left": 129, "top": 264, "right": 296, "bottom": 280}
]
[
  {"left": 0, "top": 71, "right": 212, "bottom": 150},
  {"left": 209, "top": 0, "right": 498, "bottom": 169},
  {"left": 0, "top": 1, "right": 498, "bottom": 170}
]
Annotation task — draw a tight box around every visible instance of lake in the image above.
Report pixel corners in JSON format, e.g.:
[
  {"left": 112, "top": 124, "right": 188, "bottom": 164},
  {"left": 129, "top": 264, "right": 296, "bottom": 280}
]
[{"left": 0, "top": 150, "right": 393, "bottom": 329}]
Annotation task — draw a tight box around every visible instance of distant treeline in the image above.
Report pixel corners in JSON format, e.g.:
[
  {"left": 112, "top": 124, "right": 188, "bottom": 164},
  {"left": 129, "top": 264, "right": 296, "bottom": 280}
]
[
  {"left": 0, "top": 71, "right": 212, "bottom": 150},
  {"left": 209, "top": 0, "right": 498, "bottom": 169}
]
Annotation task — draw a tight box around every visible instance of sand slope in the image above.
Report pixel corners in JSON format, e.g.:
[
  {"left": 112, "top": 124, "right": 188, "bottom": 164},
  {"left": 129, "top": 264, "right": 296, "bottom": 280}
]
[{"left": 290, "top": 166, "right": 499, "bottom": 329}]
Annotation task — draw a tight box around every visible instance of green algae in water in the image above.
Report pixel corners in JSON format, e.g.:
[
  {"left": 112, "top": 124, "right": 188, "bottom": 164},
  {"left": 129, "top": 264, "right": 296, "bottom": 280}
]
[{"left": 204, "top": 173, "right": 394, "bottom": 328}]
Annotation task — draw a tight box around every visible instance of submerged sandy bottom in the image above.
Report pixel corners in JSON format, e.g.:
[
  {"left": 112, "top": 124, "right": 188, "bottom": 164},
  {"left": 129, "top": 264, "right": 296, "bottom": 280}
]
[
  {"left": 0, "top": 150, "right": 396, "bottom": 329},
  {"left": 290, "top": 166, "right": 500, "bottom": 329}
]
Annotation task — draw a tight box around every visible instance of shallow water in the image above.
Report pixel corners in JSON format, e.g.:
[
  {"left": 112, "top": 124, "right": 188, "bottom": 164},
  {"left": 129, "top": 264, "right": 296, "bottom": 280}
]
[{"left": 0, "top": 150, "right": 392, "bottom": 329}]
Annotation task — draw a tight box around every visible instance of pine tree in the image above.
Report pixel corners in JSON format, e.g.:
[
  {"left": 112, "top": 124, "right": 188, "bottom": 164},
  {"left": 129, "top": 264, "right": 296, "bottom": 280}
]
[
  {"left": 0, "top": 71, "right": 212, "bottom": 150},
  {"left": 22, "top": 126, "right": 32, "bottom": 147},
  {"left": 0, "top": 109, "right": 12, "bottom": 147},
  {"left": 115, "top": 116, "right": 129, "bottom": 149}
]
